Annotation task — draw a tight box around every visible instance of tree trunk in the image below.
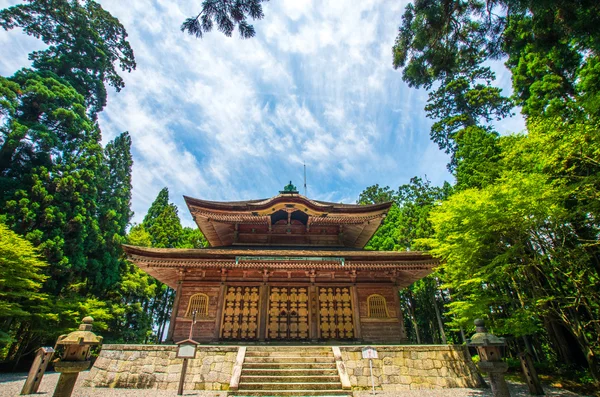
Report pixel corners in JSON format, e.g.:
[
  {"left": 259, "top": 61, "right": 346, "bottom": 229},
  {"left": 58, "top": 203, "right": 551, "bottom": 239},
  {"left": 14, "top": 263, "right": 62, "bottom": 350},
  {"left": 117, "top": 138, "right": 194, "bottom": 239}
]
[
  {"left": 459, "top": 326, "right": 467, "bottom": 344},
  {"left": 157, "top": 288, "right": 174, "bottom": 343},
  {"left": 6, "top": 321, "right": 26, "bottom": 361},
  {"left": 432, "top": 294, "right": 447, "bottom": 344},
  {"left": 567, "top": 310, "right": 600, "bottom": 382},
  {"left": 407, "top": 293, "right": 422, "bottom": 344},
  {"left": 544, "top": 317, "right": 579, "bottom": 365}
]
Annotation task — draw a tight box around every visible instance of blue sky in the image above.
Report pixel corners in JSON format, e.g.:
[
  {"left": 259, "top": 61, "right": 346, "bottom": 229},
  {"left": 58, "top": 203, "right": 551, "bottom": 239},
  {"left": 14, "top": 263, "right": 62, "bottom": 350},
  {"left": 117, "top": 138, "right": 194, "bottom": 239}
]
[{"left": 0, "top": 0, "right": 524, "bottom": 227}]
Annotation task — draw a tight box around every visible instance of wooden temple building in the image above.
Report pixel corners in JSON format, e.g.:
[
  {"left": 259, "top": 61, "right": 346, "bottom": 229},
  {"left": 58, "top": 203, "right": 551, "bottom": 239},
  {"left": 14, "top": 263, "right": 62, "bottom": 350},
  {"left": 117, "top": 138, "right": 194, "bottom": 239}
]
[{"left": 123, "top": 183, "right": 437, "bottom": 344}]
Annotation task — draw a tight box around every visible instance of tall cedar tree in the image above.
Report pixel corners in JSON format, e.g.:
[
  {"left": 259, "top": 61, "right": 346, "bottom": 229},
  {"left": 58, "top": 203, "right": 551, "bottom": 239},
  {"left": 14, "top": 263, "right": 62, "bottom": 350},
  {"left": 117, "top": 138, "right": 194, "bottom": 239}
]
[
  {"left": 0, "top": 0, "right": 135, "bottom": 363},
  {"left": 126, "top": 188, "right": 207, "bottom": 343},
  {"left": 393, "top": 0, "right": 600, "bottom": 383},
  {"left": 0, "top": 0, "right": 136, "bottom": 117}
]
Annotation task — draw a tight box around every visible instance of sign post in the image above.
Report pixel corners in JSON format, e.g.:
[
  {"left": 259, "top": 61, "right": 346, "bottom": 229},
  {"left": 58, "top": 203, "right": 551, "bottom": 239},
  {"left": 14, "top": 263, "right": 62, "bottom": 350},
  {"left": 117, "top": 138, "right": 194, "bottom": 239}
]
[
  {"left": 362, "top": 346, "right": 378, "bottom": 395},
  {"left": 21, "top": 347, "right": 55, "bottom": 395},
  {"left": 176, "top": 310, "right": 199, "bottom": 396}
]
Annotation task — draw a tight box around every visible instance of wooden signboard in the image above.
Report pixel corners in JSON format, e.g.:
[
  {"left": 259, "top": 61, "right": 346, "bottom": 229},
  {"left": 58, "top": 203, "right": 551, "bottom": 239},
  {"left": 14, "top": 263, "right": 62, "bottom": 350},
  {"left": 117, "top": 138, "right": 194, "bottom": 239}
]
[
  {"left": 21, "top": 347, "right": 55, "bottom": 395},
  {"left": 176, "top": 344, "right": 197, "bottom": 359}
]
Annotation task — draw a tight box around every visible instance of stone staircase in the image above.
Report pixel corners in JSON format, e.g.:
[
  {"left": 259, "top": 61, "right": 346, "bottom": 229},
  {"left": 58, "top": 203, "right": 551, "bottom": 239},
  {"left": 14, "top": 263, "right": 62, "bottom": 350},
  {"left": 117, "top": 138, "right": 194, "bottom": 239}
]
[{"left": 228, "top": 346, "right": 351, "bottom": 397}]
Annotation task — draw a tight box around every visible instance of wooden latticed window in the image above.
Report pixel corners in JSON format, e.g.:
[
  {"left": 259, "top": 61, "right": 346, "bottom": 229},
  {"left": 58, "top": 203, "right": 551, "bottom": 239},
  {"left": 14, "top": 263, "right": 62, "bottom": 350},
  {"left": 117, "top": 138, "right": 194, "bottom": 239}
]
[
  {"left": 185, "top": 293, "right": 209, "bottom": 318},
  {"left": 367, "top": 294, "right": 390, "bottom": 318}
]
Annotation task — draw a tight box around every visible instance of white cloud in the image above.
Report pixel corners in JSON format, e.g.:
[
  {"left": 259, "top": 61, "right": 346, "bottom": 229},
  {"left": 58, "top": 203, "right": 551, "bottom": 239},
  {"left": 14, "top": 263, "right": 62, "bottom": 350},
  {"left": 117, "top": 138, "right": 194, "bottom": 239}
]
[{"left": 0, "top": 0, "right": 522, "bottom": 228}]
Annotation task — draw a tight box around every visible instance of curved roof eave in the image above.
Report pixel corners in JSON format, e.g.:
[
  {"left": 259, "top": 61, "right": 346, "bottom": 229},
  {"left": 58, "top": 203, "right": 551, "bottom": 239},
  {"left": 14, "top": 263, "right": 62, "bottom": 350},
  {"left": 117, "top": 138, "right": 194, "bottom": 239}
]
[
  {"left": 184, "top": 194, "right": 393, "bottom": 214},
  {"left": 121, "top": 244, "right": 436, "bottom": 262}
]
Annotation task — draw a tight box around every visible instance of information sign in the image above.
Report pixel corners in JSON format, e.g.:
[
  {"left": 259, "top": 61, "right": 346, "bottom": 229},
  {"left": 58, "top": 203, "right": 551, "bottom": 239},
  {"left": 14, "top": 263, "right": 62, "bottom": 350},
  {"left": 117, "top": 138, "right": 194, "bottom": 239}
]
[
  {"left": 176, "top": 344, "right": 197, "bottom": 359},
  {"left": 362, "top": 346, "right": 378, "bottom": 359}
]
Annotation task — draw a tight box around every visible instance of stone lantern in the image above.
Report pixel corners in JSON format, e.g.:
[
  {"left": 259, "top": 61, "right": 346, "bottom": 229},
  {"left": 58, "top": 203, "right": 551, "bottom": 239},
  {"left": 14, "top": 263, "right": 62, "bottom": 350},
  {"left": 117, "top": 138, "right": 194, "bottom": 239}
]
[
  {"left": 467, "top": 319, "right": 510, "bottom": 397},
  {"left": 52, "top": 316, "right": 103, "bottom": 397}
]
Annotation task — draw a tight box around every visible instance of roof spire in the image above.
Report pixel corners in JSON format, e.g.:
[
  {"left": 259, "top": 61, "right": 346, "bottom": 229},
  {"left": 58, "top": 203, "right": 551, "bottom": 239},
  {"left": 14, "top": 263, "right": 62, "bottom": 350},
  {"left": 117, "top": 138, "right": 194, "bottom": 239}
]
[{"left": 280, "top": 181, "right": 298, "bottom": 194}]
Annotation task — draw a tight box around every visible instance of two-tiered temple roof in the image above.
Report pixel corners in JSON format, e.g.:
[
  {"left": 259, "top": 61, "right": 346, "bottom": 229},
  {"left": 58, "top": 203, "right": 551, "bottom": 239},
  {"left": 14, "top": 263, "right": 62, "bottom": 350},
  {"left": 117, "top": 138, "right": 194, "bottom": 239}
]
[{"left": 123, "top": 187, "right": 437, "bottom": 288}]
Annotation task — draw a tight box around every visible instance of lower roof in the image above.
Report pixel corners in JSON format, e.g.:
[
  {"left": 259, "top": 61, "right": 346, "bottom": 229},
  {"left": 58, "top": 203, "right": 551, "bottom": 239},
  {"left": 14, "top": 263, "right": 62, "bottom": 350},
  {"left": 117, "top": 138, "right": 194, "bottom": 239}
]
[
  {"left": 122, "top": 244, "right": 436, "bottom": 262},
  {"left": 122, "top": 245, "right": 437, "bottom": 288}
]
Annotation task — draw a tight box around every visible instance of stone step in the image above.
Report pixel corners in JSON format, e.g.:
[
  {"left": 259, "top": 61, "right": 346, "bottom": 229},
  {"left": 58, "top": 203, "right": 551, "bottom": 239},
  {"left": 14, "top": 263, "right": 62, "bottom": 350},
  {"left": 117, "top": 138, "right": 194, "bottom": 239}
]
[
  {"left": 238, "top": 382, "right": 343, "bottom": 391},
  {"left": 242, "top": 362, "right": 337, "bottom": 370},
  {"left": 228, "top": 391, "right": 350, "bottom": 397},
  {"left": 237, "top": 347, "right": 343, "bottom": 396},
  {"left": 245, "top": 350, "right": 333, "bottom": 357},
  {"left": 242, "top": 368, "right": 339, "bottom": 376},
  {"left": 245, "top": 346, "right": 332, "bottom": 351},
  {"left": 240, "top": 375, "right": 341, "bottom": 383},
  {"left": 244, "top": 356, "right": 335, "bottom": 363}
]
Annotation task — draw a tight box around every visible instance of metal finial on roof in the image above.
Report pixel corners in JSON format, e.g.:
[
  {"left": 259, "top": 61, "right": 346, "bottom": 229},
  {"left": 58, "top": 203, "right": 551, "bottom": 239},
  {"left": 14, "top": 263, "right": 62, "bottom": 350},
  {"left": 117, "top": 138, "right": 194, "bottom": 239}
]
[{"left": 280, "top": 181, "right": 298, "bottom": 194}]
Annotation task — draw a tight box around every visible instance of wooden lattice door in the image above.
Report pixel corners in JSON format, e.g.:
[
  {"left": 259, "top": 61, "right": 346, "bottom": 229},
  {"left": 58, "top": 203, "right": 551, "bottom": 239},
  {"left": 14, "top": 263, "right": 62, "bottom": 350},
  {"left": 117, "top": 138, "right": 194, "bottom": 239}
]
[
  {"left": 267, "top": 286, "right": 310, "bottom": 340},
  {"left": 220, "top": 286, "right": 260, "bottom": 340},
  {"left": 318, "top": 287, "right": 354, "bottom": 339}
]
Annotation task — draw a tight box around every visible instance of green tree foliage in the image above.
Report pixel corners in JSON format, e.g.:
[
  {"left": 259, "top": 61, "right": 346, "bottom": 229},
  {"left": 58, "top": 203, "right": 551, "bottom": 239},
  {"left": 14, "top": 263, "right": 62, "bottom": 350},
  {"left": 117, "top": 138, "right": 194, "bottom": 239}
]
[
  {"left": 0, "top": 0, "right": 136, "bottom": 364},
  {"left": 422, "top": 120, "right": 600, "bottom": 381},
  {"left": 393, "top": 1, "right": 600, "bottom": 164},
  {"left": 0, "top": 222, "right": 48, "bottom": 346},
  {"left": 356, "top": 184, "right": 395, "bottom": 205},
  {"left": 0, "top": 69, "right": 104, "bottom": 294},
  {"left": 182, "top": 0, "right": 268, "bottom": 39},
  {"left": 361, "top": 178, "right": 452, "bottom": 345},
  {"left": 122, "top": 188, "right": 207, "bottom": 343},
  {"left": 0, "top": 0, "right": 136, "bottom": 117},
  {"left": 393, "top": 0, "right": 600, "bottom": 383},
  {"left": 392, "top": 1, "right": 512, "bottom": 169}
]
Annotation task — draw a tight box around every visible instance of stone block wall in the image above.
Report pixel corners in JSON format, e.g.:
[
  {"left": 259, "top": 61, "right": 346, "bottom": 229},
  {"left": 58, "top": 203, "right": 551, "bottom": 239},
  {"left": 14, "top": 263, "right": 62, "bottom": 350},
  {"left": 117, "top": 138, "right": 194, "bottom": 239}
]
[
  {"left": 84, "top": 344, "right": 237, "bottom": 390},
  {"left": 339, "top": 345, "right": 483, "bottom": 391},
  {"left": 85, "top": 344, "right": 483, "bottom": 392}
]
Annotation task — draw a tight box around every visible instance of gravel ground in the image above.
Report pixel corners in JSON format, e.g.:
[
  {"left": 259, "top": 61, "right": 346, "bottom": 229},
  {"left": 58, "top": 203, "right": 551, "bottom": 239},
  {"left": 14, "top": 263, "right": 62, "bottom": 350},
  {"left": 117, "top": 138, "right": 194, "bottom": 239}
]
[{"left": 0, "top": 371, "right": 588, "bottom": 397}]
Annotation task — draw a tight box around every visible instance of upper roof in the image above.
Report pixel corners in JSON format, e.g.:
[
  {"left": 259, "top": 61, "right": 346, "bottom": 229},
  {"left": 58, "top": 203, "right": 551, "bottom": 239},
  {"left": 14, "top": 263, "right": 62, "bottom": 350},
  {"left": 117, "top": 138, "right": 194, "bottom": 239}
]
[{"left": 184, "top": 192, "right": 392, "bottom": 249}]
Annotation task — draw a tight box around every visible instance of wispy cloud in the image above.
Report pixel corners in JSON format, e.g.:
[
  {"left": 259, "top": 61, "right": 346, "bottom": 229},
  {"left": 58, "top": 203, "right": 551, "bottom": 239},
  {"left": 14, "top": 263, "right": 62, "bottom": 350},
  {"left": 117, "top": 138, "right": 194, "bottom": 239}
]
[{"left": 0, "top": 0, "right": 524, "bottom": 227}]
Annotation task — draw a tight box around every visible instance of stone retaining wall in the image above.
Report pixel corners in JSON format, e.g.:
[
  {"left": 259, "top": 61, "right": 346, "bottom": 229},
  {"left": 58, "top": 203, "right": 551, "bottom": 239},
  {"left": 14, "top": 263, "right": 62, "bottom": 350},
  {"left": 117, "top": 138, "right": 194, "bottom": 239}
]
[
  {"left": 339, "top": 345, "right": 483, "bottom": 391},
  {"left": 85, "top": 344, "right": 482, "bottom": 392},
  {"left": 84, "top": 344, "right": 238, "bottom": 390}
]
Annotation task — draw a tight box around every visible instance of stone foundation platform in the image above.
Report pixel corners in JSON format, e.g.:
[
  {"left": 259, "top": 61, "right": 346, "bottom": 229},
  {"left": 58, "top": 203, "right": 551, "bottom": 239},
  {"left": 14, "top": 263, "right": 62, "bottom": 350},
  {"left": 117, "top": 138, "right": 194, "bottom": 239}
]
[
  {"left": 339, "top": 345, "right": 482, "bottom": 391},
  {"left": 85, "top": 344, "right": 483, "bottom": 391},
  {"left": 85, "top": 345, "right": 237, "bottom": 390}
]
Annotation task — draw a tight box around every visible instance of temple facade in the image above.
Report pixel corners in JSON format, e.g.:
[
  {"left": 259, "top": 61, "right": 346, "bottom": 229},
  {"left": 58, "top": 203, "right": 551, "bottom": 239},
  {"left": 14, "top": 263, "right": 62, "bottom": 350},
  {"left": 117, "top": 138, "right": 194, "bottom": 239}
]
[{"left": 123, "top": 183, "right": 437, "bottom": 344}]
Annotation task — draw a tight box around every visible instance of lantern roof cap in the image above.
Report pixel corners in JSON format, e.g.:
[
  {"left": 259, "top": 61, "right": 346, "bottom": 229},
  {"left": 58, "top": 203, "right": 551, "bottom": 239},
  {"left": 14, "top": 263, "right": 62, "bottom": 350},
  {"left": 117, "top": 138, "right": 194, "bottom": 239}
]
[
  {"left": 467, "top": 319, "right": 506, "bottom": 347},
  {"left": 56, "top": 317, "right": 103, "bottom": 346}
]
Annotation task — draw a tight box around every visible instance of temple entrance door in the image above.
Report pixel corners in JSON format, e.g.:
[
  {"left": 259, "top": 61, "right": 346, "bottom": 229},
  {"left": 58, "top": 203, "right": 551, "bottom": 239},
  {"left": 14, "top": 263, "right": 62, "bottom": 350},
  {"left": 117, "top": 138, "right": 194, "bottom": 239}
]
[
  {"left": 267, "top": 286, "right": 310, "bottom": 340},
  {"left": 318, "top": 287, "right": 355, "bottom": 340},
  {"left": 220, "top": 286, "right": 260, "bottom": 340}
]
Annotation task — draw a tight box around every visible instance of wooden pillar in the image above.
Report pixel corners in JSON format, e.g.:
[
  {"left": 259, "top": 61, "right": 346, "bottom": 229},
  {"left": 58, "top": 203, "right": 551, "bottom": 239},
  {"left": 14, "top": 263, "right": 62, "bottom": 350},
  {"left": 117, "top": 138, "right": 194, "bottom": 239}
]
[
  {"left": 213, "top": 283, "right": 227, "bottom": 341},
  {"left": 258, "top": 284, "right": 269, "bottom": 341},
  {"left": 350, "top": 285, "right": 362, "bottom": 340},
  {"left": 166, "top": 278, "right": 183, "bottom": 342},
  {"left": 309, "top": 285, "right": 319, "bottom": 341}
]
